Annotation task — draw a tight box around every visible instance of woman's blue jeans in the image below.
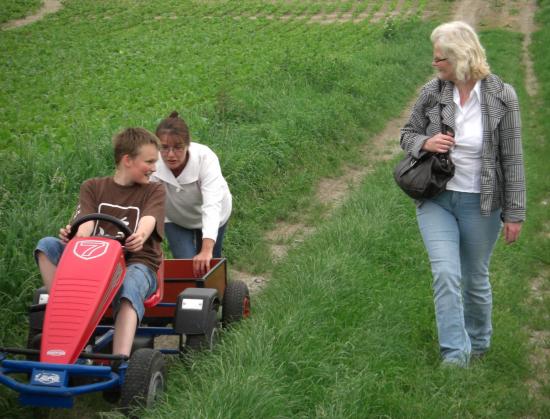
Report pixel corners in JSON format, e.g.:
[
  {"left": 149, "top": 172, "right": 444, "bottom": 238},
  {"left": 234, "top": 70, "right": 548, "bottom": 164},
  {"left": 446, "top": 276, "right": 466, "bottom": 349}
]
[
  {"left": 416, "top": 191, "right": 502, "bottom": 366},
  {"left": 165, "top": 222, "right": 227, "bottom": 259}
]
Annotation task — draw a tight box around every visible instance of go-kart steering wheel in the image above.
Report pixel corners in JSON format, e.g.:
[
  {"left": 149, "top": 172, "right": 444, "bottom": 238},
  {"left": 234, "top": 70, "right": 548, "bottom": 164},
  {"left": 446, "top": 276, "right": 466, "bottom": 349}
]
[{"left": 68, "top": 213, "right": 133, "bottom": 244}]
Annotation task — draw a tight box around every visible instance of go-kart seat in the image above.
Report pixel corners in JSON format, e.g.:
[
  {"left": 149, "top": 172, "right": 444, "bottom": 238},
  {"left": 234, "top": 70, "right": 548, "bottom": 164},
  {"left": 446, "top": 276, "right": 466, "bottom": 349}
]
[{"left": 144, "top": 260, "right": 164, "bottom": 308}]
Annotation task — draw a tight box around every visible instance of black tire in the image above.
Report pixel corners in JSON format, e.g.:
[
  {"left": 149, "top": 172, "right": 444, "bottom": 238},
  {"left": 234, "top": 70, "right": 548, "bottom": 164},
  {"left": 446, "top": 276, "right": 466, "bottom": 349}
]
[
  {"left": 222, "top": 280, "right": 251, "bottom": 326},
  {"left": 26, "top": 328, "right": 41, "bottom": 350},
  {"left": 103, "top": 387, "right": 121, "bottom": 404},
  {"left": 120, "top": 348, "right": 166, "bottom": 414},
  {"left": 27, "top": 287, "right": 48, "bottom": 358},
  {"left": 185, "top": 327, "right": 219, "bottom": 352}
]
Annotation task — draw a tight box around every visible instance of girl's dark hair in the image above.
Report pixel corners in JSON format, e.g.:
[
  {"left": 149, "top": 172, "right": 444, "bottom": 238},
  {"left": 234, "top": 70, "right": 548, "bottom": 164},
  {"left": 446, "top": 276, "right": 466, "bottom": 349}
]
[{"left": 155, "top": 111, "right": 190, "bottom": 146}]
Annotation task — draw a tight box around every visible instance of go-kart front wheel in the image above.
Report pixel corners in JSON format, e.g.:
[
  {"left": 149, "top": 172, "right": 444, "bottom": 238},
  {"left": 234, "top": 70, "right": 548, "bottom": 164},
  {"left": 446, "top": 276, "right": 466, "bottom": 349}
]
[{"left": 120, "top": 348, "right": 166, "bottom": 414}]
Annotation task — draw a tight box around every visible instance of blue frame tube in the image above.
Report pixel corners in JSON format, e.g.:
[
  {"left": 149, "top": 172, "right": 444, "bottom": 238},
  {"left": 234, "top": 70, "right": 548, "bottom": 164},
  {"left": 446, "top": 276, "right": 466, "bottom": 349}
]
[{"left": 0, "top": 358, "right": 123, "bottom": 407}]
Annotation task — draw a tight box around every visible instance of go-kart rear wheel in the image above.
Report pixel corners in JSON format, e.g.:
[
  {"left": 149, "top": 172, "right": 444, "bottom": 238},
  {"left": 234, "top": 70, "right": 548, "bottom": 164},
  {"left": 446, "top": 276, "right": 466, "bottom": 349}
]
[
  {"left": 120, "top": 348, "right": 166, "bottom": 413},
  {"left": 222, "top": 280, "right": 251, "bottom": 326},
  {"left": 26, "top": 327, "right": 41, "bottom": 350},
  {"left": 26, "top": 287, "right": 48, "bottom": 360},
  {"left": 25, "top": 328, "right": 41, "bottom": 361}
]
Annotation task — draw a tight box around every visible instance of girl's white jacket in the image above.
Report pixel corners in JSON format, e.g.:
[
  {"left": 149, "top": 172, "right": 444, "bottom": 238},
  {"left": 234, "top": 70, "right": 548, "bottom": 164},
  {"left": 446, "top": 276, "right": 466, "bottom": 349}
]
[{"left": 151, "top": 142, "right": 232, "bottom": 241}]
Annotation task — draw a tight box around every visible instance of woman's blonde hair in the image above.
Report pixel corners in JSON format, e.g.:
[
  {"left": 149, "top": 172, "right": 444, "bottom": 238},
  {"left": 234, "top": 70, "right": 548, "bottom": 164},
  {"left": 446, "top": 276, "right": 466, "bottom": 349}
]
[{"left": 431, "top": 21, "right": 490, "bottom": 82}]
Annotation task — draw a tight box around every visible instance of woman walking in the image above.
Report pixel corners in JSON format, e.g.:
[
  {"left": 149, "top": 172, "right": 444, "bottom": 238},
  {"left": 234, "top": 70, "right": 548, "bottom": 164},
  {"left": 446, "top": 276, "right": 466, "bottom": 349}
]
[{"left": 400, "top": 21, "right": 526, "bottom": 367}]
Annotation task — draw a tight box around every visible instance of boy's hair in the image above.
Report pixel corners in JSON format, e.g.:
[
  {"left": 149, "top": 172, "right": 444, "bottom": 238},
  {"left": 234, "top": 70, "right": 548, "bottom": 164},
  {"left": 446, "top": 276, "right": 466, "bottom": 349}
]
[
  {"left": 112, "top": 127, "right": 160, "bottom": 165},
  {"left": 155, "top": 111, "right": 191, "bottom": 146}
]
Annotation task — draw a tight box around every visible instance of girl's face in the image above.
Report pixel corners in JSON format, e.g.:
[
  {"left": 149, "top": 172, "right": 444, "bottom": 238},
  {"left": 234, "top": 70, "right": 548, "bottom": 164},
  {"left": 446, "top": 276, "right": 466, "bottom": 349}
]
[
  {"left": 432, "top": 45, "right": 454, "bottom": 82},
  {"left": 158, "top": 134, "right": 188, "bottom": 170}
]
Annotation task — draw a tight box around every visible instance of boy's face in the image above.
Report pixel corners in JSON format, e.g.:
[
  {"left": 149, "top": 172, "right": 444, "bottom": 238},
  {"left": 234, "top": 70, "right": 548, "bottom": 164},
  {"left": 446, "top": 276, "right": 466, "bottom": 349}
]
[{"left": 126, "top": 143, "right": 159, "bottom": 184}]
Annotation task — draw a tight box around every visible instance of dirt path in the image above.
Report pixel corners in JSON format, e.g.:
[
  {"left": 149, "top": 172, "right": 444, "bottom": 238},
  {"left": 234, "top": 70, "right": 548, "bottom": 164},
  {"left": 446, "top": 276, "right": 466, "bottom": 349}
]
[
  {"left": 1, "top": 0, "right": 62, "bottom": 30},
  {"left": 237, "top": 0, "right": 540, "bottom": 294}
]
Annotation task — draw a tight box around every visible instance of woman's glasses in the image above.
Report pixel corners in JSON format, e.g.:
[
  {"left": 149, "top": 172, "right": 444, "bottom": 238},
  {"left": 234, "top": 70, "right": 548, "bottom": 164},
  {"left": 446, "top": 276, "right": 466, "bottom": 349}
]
[{"left": 160, "top": 145, "right": 186, "bottom": 154}]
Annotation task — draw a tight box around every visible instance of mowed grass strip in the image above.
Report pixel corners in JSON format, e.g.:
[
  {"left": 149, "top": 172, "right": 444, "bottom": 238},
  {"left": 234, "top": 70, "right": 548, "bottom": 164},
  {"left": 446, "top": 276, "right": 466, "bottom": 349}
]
[{"left": 134, "top": 24, "right": 549, "bottom": 419}]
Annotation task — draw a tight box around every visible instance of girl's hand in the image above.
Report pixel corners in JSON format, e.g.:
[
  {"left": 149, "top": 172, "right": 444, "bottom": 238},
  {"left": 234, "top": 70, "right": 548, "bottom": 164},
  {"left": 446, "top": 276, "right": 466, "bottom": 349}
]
[
  {"left": 193, "top": 250, "right": 212, "bottom": 277},
  {"left": 193, "top": 238, "right": 215, "bottom": 277}
]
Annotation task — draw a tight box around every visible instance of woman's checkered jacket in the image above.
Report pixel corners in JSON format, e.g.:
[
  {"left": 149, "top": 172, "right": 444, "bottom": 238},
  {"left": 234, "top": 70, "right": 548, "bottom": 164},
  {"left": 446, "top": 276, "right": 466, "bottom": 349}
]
[{"left": 400, "top": 74, "right": 526, "bottom": 223}]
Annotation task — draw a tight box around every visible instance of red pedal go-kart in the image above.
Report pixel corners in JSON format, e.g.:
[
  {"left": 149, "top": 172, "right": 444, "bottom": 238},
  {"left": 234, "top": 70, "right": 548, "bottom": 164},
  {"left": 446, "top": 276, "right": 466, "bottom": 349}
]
[{"left": 0, "top": 213, "right": 251, "bottom": 413}]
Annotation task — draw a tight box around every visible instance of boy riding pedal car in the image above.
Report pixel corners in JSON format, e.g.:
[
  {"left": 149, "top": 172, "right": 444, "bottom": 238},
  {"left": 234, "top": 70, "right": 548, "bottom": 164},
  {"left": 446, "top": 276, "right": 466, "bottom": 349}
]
[{"left": 34, "top": 127, "right": 165, "bottom": 357}]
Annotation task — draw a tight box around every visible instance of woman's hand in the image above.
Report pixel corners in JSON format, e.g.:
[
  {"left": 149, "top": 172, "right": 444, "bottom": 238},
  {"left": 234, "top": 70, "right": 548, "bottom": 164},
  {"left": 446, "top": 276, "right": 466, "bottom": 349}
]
[
  {"left": 193, "top": 239, "right": 215, "bottom": 277},
  {"left": 422, "top": 132, "right": 455, "bottom": 153},
  {"left": 503, "top": 222, "right": 522, "bottom": 244}
]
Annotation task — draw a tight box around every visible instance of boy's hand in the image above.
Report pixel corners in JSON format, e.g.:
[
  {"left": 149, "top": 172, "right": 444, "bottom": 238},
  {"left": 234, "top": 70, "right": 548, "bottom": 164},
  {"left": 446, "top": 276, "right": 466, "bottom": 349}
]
[
  {"left": 125, "top": 232, "right": 146, "bottom": 252},
  {"left": 60, "top": 220, "right": 94, "bottom": 242},
  {"left": 59, "top": 224, "right": 72, "bottom": 243}
]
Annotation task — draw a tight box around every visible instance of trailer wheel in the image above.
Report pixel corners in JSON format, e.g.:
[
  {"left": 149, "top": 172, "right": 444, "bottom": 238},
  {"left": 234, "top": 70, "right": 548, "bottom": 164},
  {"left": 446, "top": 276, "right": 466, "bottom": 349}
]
[
  {"left": 120, "top": 348, "right": 166, "bottom": 413},
  {"left": 185, "top": 327, "right": 219, "bottom": 352},
  {"left": 222, "top": 280, "right": 250, "bottom": 326}
]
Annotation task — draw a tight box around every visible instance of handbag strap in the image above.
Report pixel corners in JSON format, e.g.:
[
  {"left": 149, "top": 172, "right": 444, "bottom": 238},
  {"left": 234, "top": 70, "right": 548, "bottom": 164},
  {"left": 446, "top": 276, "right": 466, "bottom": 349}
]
[
  {"left": 439, "top": 79, "right": 452, "bottom": 159},
  {"left": 439, "top": 78, "right": 448, "bottom": 133}
]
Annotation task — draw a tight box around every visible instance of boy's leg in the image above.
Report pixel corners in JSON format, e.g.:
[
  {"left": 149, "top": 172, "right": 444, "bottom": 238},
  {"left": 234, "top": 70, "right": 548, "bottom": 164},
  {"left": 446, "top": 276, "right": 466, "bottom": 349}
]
[
  {"left": 34, "top": 237, "right": 66, "bottom": 291},
  {"left": 113, "top": 300, "right": 138, "bottom": 356},
  {"left": 112, "top": 263, "right": 157, "bottom": 356}
]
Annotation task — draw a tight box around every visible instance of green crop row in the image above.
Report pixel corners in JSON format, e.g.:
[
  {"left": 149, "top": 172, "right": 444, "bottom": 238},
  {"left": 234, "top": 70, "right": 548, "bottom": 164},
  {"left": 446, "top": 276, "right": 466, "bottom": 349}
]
[{"left": 0, "top": 0, "right": 41, "bottom": 25}]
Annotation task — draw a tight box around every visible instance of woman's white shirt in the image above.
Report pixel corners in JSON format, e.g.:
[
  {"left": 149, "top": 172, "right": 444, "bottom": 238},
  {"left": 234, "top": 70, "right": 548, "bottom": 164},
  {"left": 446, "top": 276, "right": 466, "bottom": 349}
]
[
  {"left": 151, "top": 142, "right": 232, "bottom": 241},
  {"left": 446, "top": 80, "right": 483, "bottom": 193}
]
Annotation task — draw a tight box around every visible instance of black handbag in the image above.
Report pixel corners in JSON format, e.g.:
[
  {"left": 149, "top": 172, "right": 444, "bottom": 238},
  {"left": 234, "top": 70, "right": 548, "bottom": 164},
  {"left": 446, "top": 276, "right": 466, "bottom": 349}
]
[
  {"left": 393, "top": 80, "right": 455, "bottom": 199},
  {"left": 393, "top": 151, "right": 454, "bottom": 199}
]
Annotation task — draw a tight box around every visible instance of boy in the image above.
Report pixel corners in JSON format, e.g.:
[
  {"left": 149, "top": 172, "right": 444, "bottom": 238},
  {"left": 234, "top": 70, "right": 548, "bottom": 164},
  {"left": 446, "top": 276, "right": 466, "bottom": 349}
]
[{"left": 35, "top": 127, "right": 165, "bottom": 357}]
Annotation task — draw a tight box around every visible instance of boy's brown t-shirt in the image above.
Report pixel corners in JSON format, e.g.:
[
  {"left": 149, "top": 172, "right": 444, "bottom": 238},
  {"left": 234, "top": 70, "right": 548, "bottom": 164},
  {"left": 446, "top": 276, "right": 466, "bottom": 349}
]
[{"left": 74, "top": 176, "right": 165, "bottom": 273}]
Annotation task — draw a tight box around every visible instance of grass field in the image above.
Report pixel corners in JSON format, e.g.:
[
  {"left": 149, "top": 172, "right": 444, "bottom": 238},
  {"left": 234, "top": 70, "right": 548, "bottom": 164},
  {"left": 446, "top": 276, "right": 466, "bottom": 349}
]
[
  {"left": 1, "top": 0, "right": 549, "bottom": 417},
  {"left": 0, "top": 1, "right": 439, "bottom": 324}
]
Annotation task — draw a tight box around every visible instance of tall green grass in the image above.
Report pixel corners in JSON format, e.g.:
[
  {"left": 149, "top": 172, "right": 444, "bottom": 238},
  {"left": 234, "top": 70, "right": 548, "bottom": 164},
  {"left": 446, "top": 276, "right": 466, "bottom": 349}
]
[
  {"left": 0, "top": 1, "right": 434, "bottom": 328},
  {"left": 129, "top": 25, "right": 549, "bottom": 418}
]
